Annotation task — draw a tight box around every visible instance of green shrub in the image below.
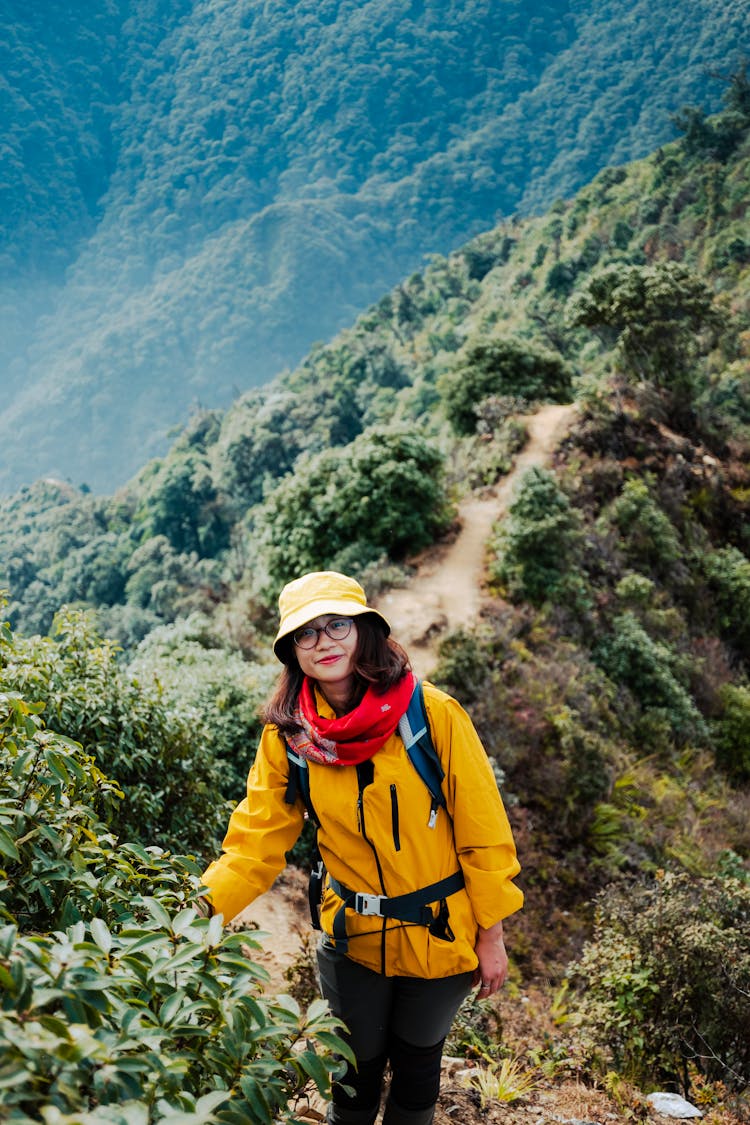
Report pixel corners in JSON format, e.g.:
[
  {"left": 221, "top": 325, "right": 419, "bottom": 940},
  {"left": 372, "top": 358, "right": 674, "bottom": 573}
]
[
  {"left": 0, "top": 917, "right": 347, "bottom": 1124},
  {"left": 128, "top": 615, "right": 276, "bottom": 796},
  {"left": 257, "top": 426, "right": 452, "bottom": 588},
  {"left": 703, "top": 546, "right": 750, "bottom": 661},
  {"left": 605, "top": 478, "right": 682, "bottom": 573},
  {"left": 491, "top": 467, "right": 585, "bottom": 607},
  {"left": 713, "top": 683, "right": 750, "bottom": 781},
  {"left": 1, "top": 608, "right": 231, "bottom": 853},
  {"left": 0, "top": 614, "right": 349, "bottom": 1122},
  {"left": 595, "top": 612, "right": 706, "bottom": 743},
  {"left": 570, "top": 872, "right": 750, "bottom": 1091},
  {"left": 439, "top": 337, "right": 572, "bottom": 435}
]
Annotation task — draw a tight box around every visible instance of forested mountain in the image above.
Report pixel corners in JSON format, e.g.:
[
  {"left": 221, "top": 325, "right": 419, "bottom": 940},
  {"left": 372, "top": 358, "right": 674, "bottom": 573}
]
[
  {"left": 1, "top": 0, "right": 748, "bottom": 491},
  {"left": 1, "top": 81, "right": 749, "bottom": 1118}
]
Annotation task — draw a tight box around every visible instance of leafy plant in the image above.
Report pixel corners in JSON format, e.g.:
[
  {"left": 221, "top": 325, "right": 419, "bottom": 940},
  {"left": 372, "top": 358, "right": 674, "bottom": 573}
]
[
  {"left": 0, "top": 609, "right": 350, "bottom": 1122},
  {"left": 440, "top": 336, "right": 572, "bottom": 435},
  {"left": 0, "top": 913, "right": 349, "bottom": 1124},
  {"left": 594, "top": 612, "right": 706, "bottom": 744},
  {"left": 569, "top": 871, "right": 750, "bottom": 1091},
  {"left": 1, "top": 607, "right": 232, "bottom": 853},
  {"left": 491, "top": 467, "right": 585, "bottom": 607},
  {"left": 257, "top": 425, "right": 452, "bottom": 589}
]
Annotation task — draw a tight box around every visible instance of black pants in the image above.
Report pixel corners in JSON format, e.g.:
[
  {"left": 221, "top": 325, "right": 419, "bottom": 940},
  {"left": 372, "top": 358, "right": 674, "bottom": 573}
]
[{"left": 317, "top": 939, "right": 472, "bottom": 1124}]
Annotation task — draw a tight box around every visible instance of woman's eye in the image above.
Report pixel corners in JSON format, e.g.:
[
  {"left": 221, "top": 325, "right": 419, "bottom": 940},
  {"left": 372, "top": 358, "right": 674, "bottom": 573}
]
[{"left": 329, "top": 621, "right": 347, "bottom": 634}]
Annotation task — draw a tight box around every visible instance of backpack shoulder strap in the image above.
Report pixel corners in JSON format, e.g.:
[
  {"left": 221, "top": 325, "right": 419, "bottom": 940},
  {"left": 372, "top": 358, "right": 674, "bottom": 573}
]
[
  {"left": 284, "top": 745, "right": 319, "bottom": 826},
  {"left": 284, "top": 743, "right": 324, "bottom": 929},
  {"left": 398, "top": 680, "right": 447, "bottom": 828}
]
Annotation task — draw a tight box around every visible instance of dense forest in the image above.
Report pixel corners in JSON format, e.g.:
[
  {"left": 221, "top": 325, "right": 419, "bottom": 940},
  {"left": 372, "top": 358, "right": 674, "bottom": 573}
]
[
  {"left": 1, "top": 76, "right": 750, "bottom": 1120},
  {"left": 1, "top": 0, "right": 748, "bottom": 490}
]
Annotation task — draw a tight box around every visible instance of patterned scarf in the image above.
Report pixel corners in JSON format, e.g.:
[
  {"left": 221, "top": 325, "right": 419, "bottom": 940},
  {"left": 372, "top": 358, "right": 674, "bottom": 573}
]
[{"left": 287, "top": 672, "right": 415, "bottom": 766}]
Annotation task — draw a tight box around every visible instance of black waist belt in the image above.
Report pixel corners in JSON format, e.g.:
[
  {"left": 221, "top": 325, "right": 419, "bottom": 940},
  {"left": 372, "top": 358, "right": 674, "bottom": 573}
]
[{"left": 327, "top": 870, "right": 465, "bottom": 951}]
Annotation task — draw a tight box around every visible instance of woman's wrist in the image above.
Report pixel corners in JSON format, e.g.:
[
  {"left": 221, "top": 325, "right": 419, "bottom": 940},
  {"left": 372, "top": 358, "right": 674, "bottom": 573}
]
[{"left": 477, "top": 918, "right": 505, "bottom": 942}]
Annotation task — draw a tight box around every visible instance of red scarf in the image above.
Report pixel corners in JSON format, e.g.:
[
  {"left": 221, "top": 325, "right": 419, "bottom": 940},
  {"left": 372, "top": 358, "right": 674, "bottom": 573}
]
[{"left": 287, "top": 672, "right": 415, "bottom": 766}]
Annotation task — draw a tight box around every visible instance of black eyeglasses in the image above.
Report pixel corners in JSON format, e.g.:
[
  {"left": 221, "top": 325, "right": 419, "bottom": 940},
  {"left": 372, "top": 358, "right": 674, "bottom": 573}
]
[{"left": 293, "top": 618, "right": 354, "bottom": 649}]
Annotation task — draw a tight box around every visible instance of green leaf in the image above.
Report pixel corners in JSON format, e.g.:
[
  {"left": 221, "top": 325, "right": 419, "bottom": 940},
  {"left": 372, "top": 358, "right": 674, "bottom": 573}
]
[
  {"left": 140, "top": 896, "right": 172, "bottom": 929},
  {"left": 238, "top": 1076, "right": 273, "bottom": 1122},
  {"left": 90, "top": 917, "right": 113, "bottom": 955},
  {"left": 295, "top": 1048, "right": 333, "bottom": 1092},
  {"left": 0, "top": 827, "right": 19, "bottom": 861}
]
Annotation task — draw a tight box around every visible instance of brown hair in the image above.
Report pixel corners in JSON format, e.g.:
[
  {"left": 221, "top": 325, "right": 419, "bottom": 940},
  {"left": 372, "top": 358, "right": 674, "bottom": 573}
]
[{"left": 263, "top": 613, "right": 410, "bottom": 734}]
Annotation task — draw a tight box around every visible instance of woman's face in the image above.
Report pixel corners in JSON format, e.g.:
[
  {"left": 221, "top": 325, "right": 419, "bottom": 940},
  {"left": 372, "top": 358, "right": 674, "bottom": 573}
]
[{"left": 294, "top": 614, "right": 359, "bottom": 695}]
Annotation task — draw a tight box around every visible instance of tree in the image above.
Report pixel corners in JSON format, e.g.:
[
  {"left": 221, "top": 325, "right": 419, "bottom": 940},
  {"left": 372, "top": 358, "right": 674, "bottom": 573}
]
[
  {"left": 568, "top": 262, "right": 724, "bottom": 409},
  {"left": 257, "top": 426, "right": 452, "bottom": 589},
  {"left": 491, "top": 466, "right": 583, "bottom": 606},
  {"left": 440, "top": 336, "right": 572, "bottom": 435}
]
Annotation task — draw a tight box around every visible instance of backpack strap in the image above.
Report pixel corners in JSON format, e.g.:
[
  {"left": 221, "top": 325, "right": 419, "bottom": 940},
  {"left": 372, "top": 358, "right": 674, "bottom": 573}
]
[
  {"left": 284, "top": 747, "right": 324, "bottom": 929},
  {"left": 327, "top": 869, "right": 464, "bottom": 952},
  {"left": 398, "top": 680, "right": 446, "bottom": 828}
]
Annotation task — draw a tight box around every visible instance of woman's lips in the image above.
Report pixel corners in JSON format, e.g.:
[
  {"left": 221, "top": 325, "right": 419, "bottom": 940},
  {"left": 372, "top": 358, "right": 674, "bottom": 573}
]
[{"left": 316, "top": 654, "right": 342, "bottom": 665}]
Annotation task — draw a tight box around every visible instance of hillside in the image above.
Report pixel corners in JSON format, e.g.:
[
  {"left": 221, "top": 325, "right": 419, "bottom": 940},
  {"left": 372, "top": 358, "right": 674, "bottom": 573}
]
[
  {"left": 1, "top": 0, "right": 748, "bottom": 490},
  {"left": 2, "top": 78, "right": 749, "bottom": 648},
  {"left": 1, "top": 87, "right": 749, "bottom": 1121}
]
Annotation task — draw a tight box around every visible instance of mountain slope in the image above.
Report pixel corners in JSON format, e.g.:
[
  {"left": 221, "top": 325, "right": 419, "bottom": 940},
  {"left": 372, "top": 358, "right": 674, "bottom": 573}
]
[{"left": 0, "top": 0, "right": 747, "bottom": 490}]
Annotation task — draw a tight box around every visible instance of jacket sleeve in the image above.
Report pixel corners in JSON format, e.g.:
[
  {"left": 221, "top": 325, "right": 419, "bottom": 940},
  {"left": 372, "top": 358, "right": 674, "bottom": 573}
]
[
  {"left": 424, "top": 685, "right": 523, "bottom": 928},
  {"left": 200, "top": 724, "right": 305, "bottom": 923}
]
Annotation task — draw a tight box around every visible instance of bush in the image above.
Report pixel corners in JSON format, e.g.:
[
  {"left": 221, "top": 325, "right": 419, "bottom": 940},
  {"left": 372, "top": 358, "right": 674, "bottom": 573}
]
[
  {"left": 258, "top": 426, "right": 453, "bottom": 589},
  {"left": 439, "top": 337, "right": 572, "bottom": 435},
  {"left": 0, "top": 917, "right": 347, "bottom": 1123},
  {"left": 595, "top": 612, "right": 706, "bottom": 743},
  {"left": 703, "top": 546, "right": 750, "bottom": 662},
  {"left": 570, "top": 872, "right": 750, "bottom": 1091},
  {"left": 491, "top": 467, "right": 585, "bottom": 607},
  {"left": 1, "top": 608, "right": 232, "bottom": 853},
  {"left": 605, "top": 478, "right": 682, "bottom": 574},
  {"left": 128, "top": 616, "right": 277, "bottom": 796},
  {"left": 0, "top": 611, "right": 348, "bottom": 1122},
  {"left": 713, "top": 683, "right": 750, "bottom": 782}
]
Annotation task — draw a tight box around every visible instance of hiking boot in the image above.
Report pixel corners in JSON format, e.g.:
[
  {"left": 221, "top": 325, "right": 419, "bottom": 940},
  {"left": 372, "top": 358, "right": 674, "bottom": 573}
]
[
  {"left": 326, "top": 1102, "right": 380, "bottom": 1125},
  {"left": 381, "top": 1099, "right": 436, "bottom": 1125}
]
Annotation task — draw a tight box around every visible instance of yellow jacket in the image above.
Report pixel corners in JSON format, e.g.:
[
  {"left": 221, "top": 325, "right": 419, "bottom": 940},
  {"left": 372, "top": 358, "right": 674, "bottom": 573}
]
[{"left": 202, "top": 681, "right": 523, "bottom": 978}]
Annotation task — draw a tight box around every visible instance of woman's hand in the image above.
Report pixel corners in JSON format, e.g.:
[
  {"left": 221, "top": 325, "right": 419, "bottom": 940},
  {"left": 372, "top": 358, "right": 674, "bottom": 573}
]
[{"left": 472, "top": 919, "right": 508, "bottom": 998}]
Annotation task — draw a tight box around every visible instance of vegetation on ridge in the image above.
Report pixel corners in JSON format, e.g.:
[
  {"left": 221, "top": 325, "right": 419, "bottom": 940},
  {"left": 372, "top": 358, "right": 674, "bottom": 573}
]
[
  {"left": 1, "top": 0, "right": 748, "bottom": 490},
  {"left": 1, "top": 75, "right": 750, "bottom": 1119}
]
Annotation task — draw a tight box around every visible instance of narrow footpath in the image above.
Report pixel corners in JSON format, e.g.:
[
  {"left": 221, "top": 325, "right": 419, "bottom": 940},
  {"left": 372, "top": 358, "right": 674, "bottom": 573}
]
[{"left": 374, "top": 402, "right": 577, "bottom": 679}]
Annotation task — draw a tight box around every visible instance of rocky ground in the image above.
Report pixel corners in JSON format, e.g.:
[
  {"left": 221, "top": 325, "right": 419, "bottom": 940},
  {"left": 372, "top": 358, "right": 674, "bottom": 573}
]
[{"left": 237, "top": 869, "right": 746, "bottom": 1125}]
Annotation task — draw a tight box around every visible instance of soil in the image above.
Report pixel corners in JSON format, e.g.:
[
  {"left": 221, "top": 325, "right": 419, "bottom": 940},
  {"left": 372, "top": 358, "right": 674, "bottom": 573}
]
[{"left": 234, "top": 406, "right": 746, "bottom": 1125}]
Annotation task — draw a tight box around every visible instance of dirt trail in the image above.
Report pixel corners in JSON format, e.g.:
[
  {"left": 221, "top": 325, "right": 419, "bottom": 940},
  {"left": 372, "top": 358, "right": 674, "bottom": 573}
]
[{"left": 374, "top": 403, "right": 577, "bottom": 679}]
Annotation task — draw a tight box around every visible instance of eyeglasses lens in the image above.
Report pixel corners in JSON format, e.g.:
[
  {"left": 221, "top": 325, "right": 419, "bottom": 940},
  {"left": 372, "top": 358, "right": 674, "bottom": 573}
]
[{"left": 293, "top": 619, "right": 353, "bottom": 649}]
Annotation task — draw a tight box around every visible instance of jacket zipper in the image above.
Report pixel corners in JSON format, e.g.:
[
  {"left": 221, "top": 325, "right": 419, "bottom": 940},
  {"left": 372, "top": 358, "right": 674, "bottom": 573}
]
[
  {"left": 356, "top": 762, "right": 388, "bottom": 972},
  {"left": 390, "top": 784, "right": 401, "bottom": 851}
]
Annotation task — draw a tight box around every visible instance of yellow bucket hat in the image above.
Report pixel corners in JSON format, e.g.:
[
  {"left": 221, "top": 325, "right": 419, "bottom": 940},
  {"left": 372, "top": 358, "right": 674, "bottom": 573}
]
[{"left": 273, "top": 571, "right": 390, "bottom": 660}]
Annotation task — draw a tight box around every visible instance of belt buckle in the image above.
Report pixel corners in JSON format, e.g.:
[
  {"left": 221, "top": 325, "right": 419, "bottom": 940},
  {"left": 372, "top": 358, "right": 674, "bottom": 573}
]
[{"left": 354, "top": 892, "right": 383, "bottom": 916}]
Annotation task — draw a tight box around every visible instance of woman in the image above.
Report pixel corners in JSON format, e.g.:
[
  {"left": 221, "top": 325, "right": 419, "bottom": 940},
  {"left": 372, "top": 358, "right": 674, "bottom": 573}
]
[{"left": 201, "top": 571, "right": 523, "bottom": 1125}]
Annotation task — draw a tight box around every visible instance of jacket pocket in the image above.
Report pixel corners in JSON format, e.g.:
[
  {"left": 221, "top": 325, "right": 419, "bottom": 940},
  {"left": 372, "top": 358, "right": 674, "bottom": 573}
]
[{"left": 390, "top": 784, "right": 401, "bottom": 851}]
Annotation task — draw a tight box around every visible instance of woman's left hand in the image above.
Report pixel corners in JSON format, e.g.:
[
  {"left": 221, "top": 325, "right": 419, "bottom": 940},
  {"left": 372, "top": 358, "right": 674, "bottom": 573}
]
[{"left": 473, "top": 919, "right": 508, "bottom": 998}]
